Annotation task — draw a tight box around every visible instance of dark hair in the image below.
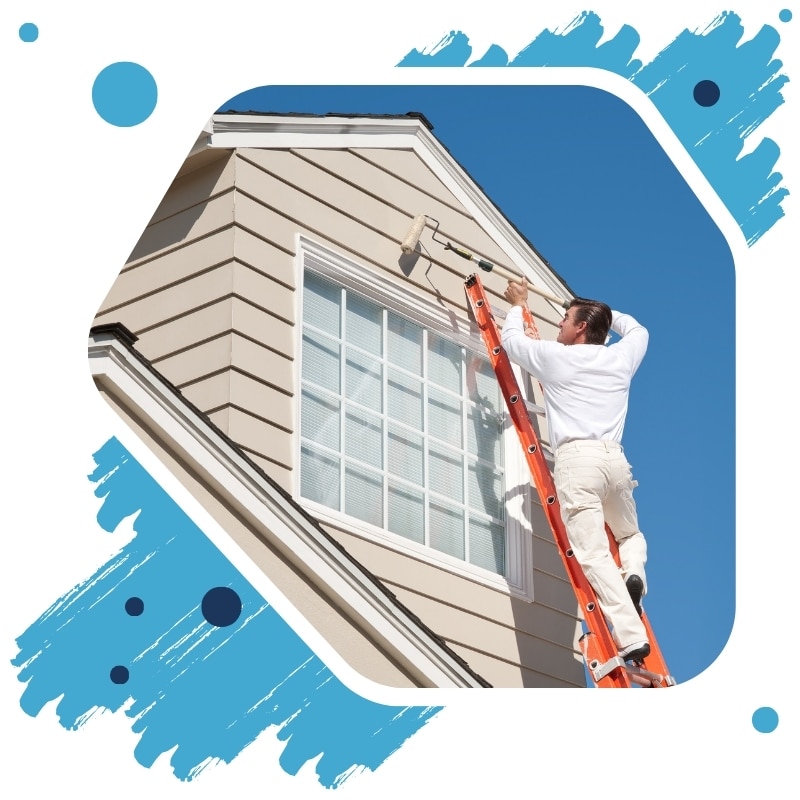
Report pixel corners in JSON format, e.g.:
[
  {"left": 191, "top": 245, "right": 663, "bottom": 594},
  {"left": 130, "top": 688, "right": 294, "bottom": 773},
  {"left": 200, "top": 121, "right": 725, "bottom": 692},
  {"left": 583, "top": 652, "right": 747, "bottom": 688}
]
[{"left": 568, "top": 297, "right": 613, "bottom": 345}]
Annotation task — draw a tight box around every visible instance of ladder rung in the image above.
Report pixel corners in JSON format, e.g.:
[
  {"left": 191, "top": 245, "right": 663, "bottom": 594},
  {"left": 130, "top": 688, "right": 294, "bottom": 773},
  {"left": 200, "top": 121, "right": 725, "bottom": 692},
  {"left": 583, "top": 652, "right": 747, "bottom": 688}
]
[
  {"left": 624, "top": 664, "right": 677, "bottom": 688},
  {"left": 524, "top": 399, "right": 546, "bottom": 416}
]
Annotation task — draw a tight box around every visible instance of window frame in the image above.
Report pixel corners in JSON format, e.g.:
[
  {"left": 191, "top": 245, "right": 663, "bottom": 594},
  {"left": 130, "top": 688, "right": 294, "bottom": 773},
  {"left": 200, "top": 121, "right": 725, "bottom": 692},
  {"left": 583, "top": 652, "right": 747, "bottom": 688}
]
[{"left": 294, "top": 237, "right": 534, "bottom": 599}]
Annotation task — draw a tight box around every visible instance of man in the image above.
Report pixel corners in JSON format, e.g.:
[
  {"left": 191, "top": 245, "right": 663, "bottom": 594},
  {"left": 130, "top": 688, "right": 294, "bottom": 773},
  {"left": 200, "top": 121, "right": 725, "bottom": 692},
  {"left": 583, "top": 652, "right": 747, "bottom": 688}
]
[{"left": 501, "top": 278, "right": 650, "bottom": 663}]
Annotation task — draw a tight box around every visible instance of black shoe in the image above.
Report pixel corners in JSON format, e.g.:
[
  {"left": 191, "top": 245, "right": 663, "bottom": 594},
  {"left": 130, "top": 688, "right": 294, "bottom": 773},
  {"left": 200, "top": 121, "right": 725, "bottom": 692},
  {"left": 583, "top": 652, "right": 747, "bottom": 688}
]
[
  {"left": 619, "top": 641, "right": 650, "bottom": 663},
  {"left": 626, "top": 574, "right": 644, "bottom": 617}
]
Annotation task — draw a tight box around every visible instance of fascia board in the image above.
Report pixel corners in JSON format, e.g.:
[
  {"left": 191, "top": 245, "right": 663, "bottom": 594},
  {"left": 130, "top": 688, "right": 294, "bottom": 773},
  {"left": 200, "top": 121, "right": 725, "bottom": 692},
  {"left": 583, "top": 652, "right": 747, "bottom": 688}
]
[{"left": 88, "top": 333, "right": 484, "bottom": 690}]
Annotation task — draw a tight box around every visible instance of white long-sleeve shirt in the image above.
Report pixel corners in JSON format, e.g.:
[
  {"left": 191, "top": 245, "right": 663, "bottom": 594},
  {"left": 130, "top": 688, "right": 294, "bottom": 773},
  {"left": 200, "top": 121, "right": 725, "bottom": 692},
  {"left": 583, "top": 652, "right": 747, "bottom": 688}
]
[{"left": 500, "top": 306, "right": 648, "bottom": 449}]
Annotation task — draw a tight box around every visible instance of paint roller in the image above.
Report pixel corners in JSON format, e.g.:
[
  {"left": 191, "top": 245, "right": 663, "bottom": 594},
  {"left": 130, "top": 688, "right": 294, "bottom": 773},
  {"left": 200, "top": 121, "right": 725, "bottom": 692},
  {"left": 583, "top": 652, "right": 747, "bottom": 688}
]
[{"left": 400, "top": 214, "right": 570, "bottom": 309}]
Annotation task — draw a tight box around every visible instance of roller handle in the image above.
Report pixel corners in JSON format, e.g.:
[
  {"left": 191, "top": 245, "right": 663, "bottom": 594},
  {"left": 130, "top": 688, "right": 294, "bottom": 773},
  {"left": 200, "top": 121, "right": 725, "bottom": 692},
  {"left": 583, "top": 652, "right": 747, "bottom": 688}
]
[{"left": 447, "top": 243, "right": 569, "bottom": 309}]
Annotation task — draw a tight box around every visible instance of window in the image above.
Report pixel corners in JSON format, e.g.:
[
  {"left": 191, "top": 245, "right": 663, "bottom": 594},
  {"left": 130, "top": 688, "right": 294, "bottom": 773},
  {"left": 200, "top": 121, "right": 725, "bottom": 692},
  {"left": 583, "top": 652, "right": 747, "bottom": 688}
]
[{"left": 296, "top": 245, "right": 532, "bottom": 592}]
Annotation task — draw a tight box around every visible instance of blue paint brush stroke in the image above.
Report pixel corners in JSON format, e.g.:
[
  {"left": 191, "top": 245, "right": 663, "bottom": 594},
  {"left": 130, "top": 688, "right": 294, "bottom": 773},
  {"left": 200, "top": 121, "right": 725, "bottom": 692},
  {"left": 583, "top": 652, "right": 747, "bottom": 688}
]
[
  {"left": 11, "top": 437, "right": 442, "bottom": 788},
  {"left": 397, "top": 10, "right": 790, "bottom": 245}
]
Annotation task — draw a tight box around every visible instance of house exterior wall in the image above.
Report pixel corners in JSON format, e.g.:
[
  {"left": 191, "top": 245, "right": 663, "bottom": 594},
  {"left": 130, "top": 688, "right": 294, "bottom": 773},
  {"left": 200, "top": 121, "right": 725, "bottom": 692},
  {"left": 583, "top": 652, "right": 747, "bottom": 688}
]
[{"left": 92, "top": 132, "right": 585, "bottom": 688}]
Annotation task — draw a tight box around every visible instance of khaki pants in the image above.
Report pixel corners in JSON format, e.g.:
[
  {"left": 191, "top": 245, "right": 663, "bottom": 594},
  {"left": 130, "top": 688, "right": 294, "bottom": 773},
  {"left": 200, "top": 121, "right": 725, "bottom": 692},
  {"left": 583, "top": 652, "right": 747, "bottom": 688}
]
[{"left": 553, "top": 439, "right": 648, "bottom": 650}]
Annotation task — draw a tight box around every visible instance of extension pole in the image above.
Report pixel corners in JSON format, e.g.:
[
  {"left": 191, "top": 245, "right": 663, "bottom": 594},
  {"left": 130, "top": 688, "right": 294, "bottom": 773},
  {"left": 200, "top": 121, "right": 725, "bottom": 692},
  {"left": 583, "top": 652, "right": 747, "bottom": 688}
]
[{"left": 445, "top": 243, "right": 570, "bottom": 309}]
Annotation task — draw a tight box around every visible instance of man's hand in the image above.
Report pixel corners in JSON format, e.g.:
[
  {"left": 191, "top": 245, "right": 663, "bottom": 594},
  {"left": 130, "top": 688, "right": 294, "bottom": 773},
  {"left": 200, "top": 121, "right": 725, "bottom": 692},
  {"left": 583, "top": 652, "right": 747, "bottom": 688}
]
[{"left": 504, "top": 278, "right": 529, "bottom": 307}]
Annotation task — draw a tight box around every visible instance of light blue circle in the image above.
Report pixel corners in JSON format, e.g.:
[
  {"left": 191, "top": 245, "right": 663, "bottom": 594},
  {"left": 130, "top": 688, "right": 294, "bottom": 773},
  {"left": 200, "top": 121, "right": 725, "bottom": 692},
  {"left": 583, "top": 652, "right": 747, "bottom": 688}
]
[
  {"left": 92, "top": 62, "right": 158, "bottom": 127},
  {"left": 752, "top": 706, "right": 779, "bottom": 733},
  {"left": 19, "top": 23, "right": 39, "bottom": 42},
  {"left": 779, "top": 9, "right": 792, "bottom": 22}
]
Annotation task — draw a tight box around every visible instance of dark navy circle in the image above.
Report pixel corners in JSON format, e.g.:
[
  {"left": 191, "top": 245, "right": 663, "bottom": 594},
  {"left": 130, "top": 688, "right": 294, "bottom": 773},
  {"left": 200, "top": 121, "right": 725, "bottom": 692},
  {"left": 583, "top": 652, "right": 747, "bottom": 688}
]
[
  {"left": 125, "top": 597, "right": 144, "bottom": 616},
  {"left": 110, "top": 665, "right": 129, "bottom": 684},
  {"left": 201, "top": 586, "right": 242, "bottom": 627},
  {"left": 693, "top": 80, "right": 720, "bottom": 107}
]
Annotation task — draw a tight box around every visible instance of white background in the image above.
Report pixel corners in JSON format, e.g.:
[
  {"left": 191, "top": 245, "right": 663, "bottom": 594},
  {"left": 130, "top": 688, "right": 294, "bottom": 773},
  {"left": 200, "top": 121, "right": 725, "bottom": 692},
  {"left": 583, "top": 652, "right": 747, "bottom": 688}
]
[{"left": 2, "top": 1, "right": 797, "bottom": 796}]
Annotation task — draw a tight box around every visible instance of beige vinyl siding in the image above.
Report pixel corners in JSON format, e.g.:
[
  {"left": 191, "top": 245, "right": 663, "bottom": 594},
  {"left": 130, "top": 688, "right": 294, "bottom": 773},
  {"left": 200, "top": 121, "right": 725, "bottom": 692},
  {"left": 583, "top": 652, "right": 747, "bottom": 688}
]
[{"left": 92, "top": 134, "right": 580, "bottom": 688}]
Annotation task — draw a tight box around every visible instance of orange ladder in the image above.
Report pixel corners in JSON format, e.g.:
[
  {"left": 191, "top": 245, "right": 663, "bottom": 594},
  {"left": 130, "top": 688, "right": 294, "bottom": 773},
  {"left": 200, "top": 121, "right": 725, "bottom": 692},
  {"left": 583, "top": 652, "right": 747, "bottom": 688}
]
[{"left": 464, "top": 272, "right": 675, "bottom": 688}]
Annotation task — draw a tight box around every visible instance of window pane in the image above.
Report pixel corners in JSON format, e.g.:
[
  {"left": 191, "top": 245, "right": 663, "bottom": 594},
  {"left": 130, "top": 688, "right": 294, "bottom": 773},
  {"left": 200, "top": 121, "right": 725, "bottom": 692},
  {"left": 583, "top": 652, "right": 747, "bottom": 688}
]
[
  {"left": 387, "top": 368, "right": 423, "bottom": 429},
  {"left": 388, "top": 482, "right": 424, "bottom": 543},
  {"left": 428, "top": 333, "right": 462, "bottom": 392},
  {"left": 388, "top": 424, "right": 424, "bottom": 486},
  {"left": 301, "top": 389, "right": 340, "bottom": 451},
  {"left": 467, "top": 406, "right": 503, "bottom": 462},
  {"left": 304, "top": 273, "right": 340, "bottom": 337},
  {"left": 388, "top": 314, "right": 423, "bottom": 375},
  {"left": 345, "top": 346, "right": 382, "bottom": 412},
  {"left": 302, "top": 331, "right": 340, "bottom": 393},
  {"left": 469, "top": 516, "right": 505, "bottom": 574},
  {"left": 467, "top": 355, "right": 502, "bottom": 411},
  {"left": 429, "top": 443, "right": 463, "bottom": 503},
  {"left": 468, "top": 459, "right": 503, "bottom": 520},
  {"left": 345, "top": 463, "right": 383, "bottom": 527},
  {"left": 429, "top": 501, "right": 464, "bottom": 560},
  {"left": 344, "top": 405, "right": 383, "bottom": 468},
  {"left": 300, "top": 444, "right": 340, "bottom": 510},
  {"left": 428, "top": 386, "right": 462, "bottom": 448},
  {"left": 346, "top": 292, "right": 382, "bottom": 355}
]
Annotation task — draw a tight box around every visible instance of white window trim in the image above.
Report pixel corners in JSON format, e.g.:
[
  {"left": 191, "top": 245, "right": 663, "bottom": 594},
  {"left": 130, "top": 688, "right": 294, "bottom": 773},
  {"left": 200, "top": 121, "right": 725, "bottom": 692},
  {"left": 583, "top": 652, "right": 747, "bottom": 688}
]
[{"left": 293, "top": 236, "right": 535, "bottom": 600}]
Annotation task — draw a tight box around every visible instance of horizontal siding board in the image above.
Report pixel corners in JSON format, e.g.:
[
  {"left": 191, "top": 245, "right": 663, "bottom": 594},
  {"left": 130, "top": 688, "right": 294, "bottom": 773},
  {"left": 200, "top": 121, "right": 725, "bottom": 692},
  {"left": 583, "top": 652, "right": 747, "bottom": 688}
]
[
  {"left": 233, "top": 227, "right": 296, "bottom": 287},
  {"left": 149, "top": 333, "right": 233, "bottom": 387},
  {"left": 239, "top": 447, "right": 293, "bottom": 493},
  {"left": 350, "top": 147, "right": 459, "bottom": 201},
  {"left": 530, "top": 568, "right": 581, "bottom": 612},
  {"left": 232, "top": 261, "right": 295, "bottom": 322},
  {"left": 97, "top": 229, "right": 236, "bottom": 315},
  {"left": 230, "top": 331, "right": 294, "bottom": 394},
  {"left": 231, "top": 296, "right": 295, "bottom": 357},
  {"left": 148, "top": 151, "right": 235, "bottom": 226},
  {"left": 446, "top": 644, "right": 583, "bottom": 688},
  {"left": 130, "top": 301, "right": 234, "bottom": 361},
  {"left": 229, "top": 369, "right": 294, "bottom": 432},
  {"left": 128, "top": 190, "right": 236, "bottom": 264},
  {"left": 179, "top": 371, "right": 231, "bottom": 413},
  {"left": 95, "top": 264, "right": 236, "bottom": 334},
  {"left": 222, "top": 405, "right": 294, "bottom": 471}
]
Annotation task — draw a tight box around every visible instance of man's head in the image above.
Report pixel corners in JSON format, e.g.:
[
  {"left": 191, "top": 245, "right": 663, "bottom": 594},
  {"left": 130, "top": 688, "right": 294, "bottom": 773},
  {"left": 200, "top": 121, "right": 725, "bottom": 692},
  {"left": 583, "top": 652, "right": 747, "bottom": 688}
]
[{"left": 557, "top": 298, "right": 612, "bottom": 345}]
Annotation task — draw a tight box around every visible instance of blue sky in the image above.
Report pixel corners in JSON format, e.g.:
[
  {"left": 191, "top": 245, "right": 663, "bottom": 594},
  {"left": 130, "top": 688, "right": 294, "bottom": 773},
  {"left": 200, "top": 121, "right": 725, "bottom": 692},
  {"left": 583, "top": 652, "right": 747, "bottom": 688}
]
[{"left": 220, "top": 84, "right": 735, "bottom": 686}]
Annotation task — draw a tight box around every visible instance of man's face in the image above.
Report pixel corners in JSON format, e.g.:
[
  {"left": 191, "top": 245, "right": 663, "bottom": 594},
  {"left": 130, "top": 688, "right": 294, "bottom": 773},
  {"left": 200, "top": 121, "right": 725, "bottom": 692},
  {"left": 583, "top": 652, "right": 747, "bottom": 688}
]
[{"left": 557, "top": 307, "right": 585, "bottom": 345}]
